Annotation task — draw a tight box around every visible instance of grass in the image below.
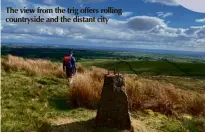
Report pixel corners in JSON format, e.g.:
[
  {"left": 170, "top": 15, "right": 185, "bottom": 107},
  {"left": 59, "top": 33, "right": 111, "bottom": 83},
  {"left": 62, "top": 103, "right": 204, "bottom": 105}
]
[
  {"left": 80, "top": 59, "right": 205, "bottom": 76},
  {"left": 1, "top": 69, "right": 67, "bottom": 131},
  {"left": 1, "top": 55, "right": 205, "bottom": 131},
  {"left": 2, "top": 46, "right": 205, "bottom": 76},
  {"left": 1, "top": 68, "right": 96, "bottom": 131},
  {"left": 145, "top": 76, "right": 205, "bottom": 93},
  {"left": 68, "top": 68, "right": 205, "bottom": 116},
  {"left": 2, "top": 55, "right": 65, "bottom": 78}
]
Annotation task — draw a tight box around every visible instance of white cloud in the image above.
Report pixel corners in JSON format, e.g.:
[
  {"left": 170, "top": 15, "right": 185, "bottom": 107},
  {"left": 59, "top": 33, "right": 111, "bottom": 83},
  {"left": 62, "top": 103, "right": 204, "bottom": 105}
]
[
  {"left": 144, "top": 0, "right": 179, "bottom": 6},
  {"left": 121, "top": 12, "right": 133, "bottom": 17},
  {"left": 196, "top": 18, "right": 205, "bottom": 23},
  {"left": 1, "top": 0, "right": 205, "bottom": 52},
  {"left": 127, "top": 16, "right": 167, "bottom": 31},
  {"left": 157, "top": 12, "right": 173, "bottom": 18},
  {"left": 176, "top": 0, "right": 205, "bottom": 13}
]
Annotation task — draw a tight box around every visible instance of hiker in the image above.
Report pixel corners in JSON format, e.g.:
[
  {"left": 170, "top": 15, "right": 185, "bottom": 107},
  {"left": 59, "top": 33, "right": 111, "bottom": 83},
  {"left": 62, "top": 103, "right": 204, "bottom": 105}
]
[{"left": 63, "top": 50, "right": 76, "bottom": 87}]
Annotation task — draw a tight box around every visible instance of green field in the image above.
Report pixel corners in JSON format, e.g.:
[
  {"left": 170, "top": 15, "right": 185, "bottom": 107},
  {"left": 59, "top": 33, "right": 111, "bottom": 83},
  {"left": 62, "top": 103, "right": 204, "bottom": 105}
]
[
  {"left": 2, "top": 46, "right": 205, "bottom": 77},
  {"left": 2, "top": 46, "right": 205, "bottom": 63},
  {"left": 79, "top": 59, "right": 205, "bottom": 76},
  {"left": 1, "top": 47, "right": 205, "bottom": 131}
]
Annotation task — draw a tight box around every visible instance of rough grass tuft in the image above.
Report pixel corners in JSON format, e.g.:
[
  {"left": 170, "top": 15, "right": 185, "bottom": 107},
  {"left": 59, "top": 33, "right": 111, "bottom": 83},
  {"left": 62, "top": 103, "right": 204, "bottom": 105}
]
[
  {"left": 68, "top": 67, "right": 106, "bottom": 109},
  {"left": 68, "top": 68, "right": 205, "bottom": 116},
  {"left": 2, "top": 55, "right": 65, "bottom": 78}
]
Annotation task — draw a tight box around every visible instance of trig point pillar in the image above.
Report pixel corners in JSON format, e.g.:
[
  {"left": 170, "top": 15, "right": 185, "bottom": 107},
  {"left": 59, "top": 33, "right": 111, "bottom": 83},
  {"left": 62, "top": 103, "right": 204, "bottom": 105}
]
[{"left": 96, "top": 73, "right": 131, "bottom": 130}]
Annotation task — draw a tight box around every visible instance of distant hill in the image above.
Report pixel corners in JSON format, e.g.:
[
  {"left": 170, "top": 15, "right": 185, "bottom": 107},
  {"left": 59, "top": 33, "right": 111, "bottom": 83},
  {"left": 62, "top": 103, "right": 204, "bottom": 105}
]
[{"left": 2, "top": 42, "right": 205, "bottom": 57}]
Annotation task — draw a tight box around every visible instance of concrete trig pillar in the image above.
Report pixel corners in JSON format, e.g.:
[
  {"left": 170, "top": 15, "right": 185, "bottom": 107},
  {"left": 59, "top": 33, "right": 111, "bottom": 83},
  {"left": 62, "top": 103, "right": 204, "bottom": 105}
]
[{"left": 96, "top": 73, "right": 131, "bottom": 130}]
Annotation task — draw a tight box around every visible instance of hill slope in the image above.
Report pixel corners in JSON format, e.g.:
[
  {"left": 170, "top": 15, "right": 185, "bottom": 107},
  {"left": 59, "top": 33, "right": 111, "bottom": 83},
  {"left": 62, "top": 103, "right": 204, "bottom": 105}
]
[{"left": 1, "top": 55, "right": 205, "bottom": 131}]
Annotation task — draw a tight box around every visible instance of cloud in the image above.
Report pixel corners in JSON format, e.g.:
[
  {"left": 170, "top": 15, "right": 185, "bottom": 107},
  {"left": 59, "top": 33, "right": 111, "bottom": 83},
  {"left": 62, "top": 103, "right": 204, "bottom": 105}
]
[
  {"left": 176, "top": 0, "right": 205, "bottom": 13},
  {"left": 121, "top": 12, "right": 133, "bottom": 17},
  {"left": 196, "top": 18, "right": 205, "bottom": 23},
  {"left": 127, "top": 16, "right": 167, "bottom": 31},
  {"left": 1, "top": 0, "right": 205, "bottom": 52},
  {"left": 144, "top": 0, "right": 179, "bottom": 6},
  {"left": 157, "top": 12, "right": 173, "bottom": 18}
]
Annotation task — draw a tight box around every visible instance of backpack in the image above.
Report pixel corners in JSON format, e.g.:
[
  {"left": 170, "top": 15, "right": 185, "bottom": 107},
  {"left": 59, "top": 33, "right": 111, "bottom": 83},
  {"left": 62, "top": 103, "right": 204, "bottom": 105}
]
[{"left": 64, "top": 56, "right": 72, "bottom": 69}]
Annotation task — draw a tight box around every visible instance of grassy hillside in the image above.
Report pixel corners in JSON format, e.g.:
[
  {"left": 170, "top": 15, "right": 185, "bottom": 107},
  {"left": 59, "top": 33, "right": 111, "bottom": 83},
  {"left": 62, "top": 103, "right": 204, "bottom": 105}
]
[
  {"left": 1, "top": 55, "right": 205, "bottom": 131},
  {"left": 2, "top": 46, "right": 205, "bottom": 76}
]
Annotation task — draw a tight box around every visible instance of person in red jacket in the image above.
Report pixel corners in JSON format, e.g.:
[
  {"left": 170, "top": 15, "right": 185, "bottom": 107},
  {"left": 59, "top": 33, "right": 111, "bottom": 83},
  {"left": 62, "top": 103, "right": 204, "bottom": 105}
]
[{"left": 63, "top": 50, "right": 76, "bottom": 87}]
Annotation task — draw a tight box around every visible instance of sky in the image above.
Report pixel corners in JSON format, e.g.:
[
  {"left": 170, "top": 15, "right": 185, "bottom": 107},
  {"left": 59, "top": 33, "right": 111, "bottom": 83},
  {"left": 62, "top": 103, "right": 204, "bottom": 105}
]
[{"left": 1, "top": 0, "right": 205, "bottom": 52}]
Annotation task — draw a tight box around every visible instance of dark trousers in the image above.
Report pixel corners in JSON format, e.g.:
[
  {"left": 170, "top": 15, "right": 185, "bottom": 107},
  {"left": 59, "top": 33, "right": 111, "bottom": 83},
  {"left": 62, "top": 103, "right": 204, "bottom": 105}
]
[{"left": 66, "top": 67, "right": 75, "bottom": 78}]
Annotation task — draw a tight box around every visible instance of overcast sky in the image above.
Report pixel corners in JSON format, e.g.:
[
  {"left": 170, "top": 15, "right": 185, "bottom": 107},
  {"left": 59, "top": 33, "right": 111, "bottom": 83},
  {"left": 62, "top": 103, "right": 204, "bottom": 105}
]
[{"left": 1, "top": 0, "right": 205, "bottom": 52}]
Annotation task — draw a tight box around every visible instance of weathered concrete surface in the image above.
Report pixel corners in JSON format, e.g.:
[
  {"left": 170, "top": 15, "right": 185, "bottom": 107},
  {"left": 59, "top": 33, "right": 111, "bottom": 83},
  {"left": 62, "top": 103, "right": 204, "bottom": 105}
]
[{"left": 96, "top": 74, "right": 131, "bottom": 130}]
